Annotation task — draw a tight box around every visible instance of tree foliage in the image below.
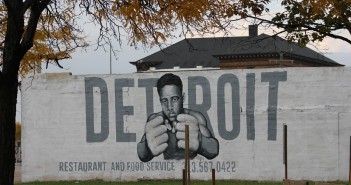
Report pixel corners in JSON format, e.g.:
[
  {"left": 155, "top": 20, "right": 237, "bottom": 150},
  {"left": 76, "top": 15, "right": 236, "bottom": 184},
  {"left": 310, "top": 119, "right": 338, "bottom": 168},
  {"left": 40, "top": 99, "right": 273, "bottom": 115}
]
[
  {"left": 0, "top": 3, "right": 87, "bottom": 77},
  {"left": 253, "top": 0, "right": 351, "bottom": 46},
  {"left": 0, "top": 0, "right": 273, "bottom": 76}
]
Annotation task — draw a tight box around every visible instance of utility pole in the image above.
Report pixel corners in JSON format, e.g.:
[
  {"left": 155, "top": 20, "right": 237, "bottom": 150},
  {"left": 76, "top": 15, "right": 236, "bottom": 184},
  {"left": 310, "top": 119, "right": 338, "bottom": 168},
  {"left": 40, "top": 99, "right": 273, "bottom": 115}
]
[{"left": 109, "top": 41, "right": 112, "bottom": 74}]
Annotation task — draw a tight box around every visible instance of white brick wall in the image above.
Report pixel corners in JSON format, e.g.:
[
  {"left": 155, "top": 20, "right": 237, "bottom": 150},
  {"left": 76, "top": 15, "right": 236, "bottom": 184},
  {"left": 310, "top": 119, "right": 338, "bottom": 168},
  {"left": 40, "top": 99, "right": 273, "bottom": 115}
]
[{"left": 21, "top": 67, "right": 351, "bottom": 182}]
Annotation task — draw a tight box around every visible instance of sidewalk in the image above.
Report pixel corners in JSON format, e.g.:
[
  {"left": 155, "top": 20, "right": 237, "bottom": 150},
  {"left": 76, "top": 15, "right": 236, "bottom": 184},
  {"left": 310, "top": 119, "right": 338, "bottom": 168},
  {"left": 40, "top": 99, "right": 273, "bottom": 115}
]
[{"left": 15, "top": 163, "right": 21, "bottom": 183}]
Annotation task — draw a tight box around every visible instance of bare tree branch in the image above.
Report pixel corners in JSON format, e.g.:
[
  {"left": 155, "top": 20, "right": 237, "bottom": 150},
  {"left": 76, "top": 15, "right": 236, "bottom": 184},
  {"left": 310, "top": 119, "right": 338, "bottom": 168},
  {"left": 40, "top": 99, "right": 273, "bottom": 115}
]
[{"left": 20, "top": 0, "right": 51, "bottom": 55}]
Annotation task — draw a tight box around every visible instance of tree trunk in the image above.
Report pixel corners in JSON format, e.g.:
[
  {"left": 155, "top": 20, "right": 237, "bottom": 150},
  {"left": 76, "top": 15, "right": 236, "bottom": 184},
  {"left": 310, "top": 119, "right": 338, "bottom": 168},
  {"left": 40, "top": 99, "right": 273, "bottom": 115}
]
[
  {"left": 0, "top": 1, "right": 23, "bottom": 183},
  {"left": 0, "top": 1, "right": 50, "bottom": 184},
  {"left": 0, "top": 77, "right": 18, "bottom": 185}
]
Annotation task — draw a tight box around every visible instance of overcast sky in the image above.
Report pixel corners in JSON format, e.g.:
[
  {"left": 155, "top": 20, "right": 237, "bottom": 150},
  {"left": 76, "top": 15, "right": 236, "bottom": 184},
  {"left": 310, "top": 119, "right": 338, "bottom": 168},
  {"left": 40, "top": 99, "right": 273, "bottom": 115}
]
[
  {"left": 40, "top": 29, "right": 351, "bottom": 75},
  {"left": 40, "top": 1, "right": 351, "bottom": 75},
  {"left": 17, "top": 10, "right": 351, "bottom": 122}
]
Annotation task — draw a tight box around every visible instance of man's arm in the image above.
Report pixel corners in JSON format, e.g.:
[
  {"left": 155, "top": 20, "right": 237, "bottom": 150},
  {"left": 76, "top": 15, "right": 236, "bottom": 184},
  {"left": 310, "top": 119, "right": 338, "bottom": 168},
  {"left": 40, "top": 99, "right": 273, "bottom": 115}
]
[
  {"left": 137, "top": 134, "right": 154, "bottom": 162},
  {"left": 197, "top": 130, "right": 219, "bottom": 159},
  {"left": 137, "top": 113, "right": 168, "bottom": 162},
  {"left": 188, "top": 110, "right": 219, "bottom": 159}
]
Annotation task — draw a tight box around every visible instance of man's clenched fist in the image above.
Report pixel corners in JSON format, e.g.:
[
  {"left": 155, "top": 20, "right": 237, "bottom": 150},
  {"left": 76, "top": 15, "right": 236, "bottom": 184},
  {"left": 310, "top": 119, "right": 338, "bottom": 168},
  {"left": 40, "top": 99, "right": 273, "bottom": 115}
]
[
  {"left": 175, "top": 114, "right": 201, "bottom": 152},
  {"left": 145, "top": 116, "right": 169, "bottom": 156}
]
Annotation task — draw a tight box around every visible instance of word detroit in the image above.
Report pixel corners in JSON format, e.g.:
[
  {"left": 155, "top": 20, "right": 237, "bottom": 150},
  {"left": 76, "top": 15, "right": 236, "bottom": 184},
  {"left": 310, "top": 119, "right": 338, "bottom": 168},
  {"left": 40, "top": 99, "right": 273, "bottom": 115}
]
[{"left": 85, "top": 71, "right": 287, "bottom": 143}]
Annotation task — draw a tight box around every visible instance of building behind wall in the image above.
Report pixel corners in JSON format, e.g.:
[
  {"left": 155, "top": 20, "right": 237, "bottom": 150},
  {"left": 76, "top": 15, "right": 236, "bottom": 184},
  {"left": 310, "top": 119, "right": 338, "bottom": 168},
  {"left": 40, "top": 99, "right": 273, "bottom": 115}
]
[{"left": 130, "top": 25, "right": 343, "bottom": 72}]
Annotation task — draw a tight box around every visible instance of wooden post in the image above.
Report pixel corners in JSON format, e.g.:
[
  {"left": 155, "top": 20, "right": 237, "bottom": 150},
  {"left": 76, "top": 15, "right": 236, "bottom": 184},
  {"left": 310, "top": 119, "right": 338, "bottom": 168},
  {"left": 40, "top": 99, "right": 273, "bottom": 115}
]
[
  {"left": 212, "top": 169, "right": 215, "bottom": 185},
  {"left": 185, "top": 125, "right": 190, "bottom": 185},
  {"left": 284, "top": 124, "right": 288, "bottom": 179},
  {"left": 183, "top": 169, "right": 186, "bottom": 185}
]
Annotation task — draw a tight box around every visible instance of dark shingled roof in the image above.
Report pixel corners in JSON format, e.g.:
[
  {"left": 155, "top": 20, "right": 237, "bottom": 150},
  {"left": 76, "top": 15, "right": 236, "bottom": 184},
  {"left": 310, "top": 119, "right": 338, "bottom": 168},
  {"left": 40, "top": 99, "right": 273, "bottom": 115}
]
[{"left": 131, "top": 34, "right": 342, "bottom": 69}]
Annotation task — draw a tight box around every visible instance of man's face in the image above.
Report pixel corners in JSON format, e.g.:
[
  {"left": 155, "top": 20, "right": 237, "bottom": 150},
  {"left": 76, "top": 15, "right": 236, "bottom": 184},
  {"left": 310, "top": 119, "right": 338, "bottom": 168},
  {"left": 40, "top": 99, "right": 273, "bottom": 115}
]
[{"left": 159, "top": 85, "right": 184, "bottom": 122}]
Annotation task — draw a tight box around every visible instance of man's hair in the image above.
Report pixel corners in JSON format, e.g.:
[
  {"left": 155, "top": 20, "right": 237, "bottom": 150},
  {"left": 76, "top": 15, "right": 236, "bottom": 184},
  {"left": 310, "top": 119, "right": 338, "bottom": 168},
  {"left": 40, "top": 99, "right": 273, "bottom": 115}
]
[{"left": 157, "top": 73, "right": 183, "bottom": 95}]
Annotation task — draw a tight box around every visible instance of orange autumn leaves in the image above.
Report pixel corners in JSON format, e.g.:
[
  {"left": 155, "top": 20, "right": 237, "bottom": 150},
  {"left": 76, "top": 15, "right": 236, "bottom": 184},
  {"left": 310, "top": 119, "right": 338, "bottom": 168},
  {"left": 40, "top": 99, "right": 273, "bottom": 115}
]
[
  {"left": 0, "top": 0, "right": 273, "bottom": 76},
  {"left": 0, "top": 4, "right": 86, "bottom": 77},
  {"left": 18, "top": 11, "right": 87, "bottom": 77}
]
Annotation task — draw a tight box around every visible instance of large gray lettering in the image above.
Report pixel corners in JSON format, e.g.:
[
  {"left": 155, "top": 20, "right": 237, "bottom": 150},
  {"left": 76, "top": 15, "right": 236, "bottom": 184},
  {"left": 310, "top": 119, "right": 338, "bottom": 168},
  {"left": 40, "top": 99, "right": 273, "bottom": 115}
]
[
  {"left": 217, "top": 74, "right": 240, "bottom": 140},
  {"left": 261, "top": 71, "right": 287, "bottom": 140},
  {"left": 246, "top": 73, "right": 255, "bottom": 140},
  {"left": 138, "top": 78, "right": 158, "bottom": 117},
  {"left": 85, "top": 77, "right": 109, "bottom": 142},
  {"left": 115, "top": 78, "right": 136, "bottom": 142},
  {"left": 188, "top": 76, "right": 214, "bottom": 135}
]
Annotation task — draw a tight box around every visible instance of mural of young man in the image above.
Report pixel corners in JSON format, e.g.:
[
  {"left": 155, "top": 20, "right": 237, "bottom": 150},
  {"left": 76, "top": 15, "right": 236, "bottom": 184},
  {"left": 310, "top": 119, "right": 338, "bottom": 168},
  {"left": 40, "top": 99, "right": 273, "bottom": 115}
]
[{"left": 137, "top": 73, "right": 219, "bottom": 162}]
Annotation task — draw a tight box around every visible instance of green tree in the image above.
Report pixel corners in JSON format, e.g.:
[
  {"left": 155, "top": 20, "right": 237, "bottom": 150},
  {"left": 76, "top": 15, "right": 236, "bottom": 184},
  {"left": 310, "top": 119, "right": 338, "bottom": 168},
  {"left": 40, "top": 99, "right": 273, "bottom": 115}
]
[
  {"left": 0, "top": 0, "right": 269, "bottom": 184},
  {"left": 251, "top": 0, "right": 351, "bottom": 46}
]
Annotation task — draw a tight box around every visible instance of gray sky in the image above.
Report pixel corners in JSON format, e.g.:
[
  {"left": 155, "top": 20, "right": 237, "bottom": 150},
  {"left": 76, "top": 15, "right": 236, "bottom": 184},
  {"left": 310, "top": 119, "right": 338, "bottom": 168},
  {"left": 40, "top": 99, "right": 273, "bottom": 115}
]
[
  {"left": 17, "top": 25, "right": 351, "bottom": 122},
  {"left": 41, "top": 42, "right": 156, "bottom": 75},
  {"left": 40, "top": 0, "right": 351, "bottom": 75},
  {"left": 40, "top": 31, "right": 351, "bottom": 75},
  {"left": 16, "top": 1, "right": 351, "bottom": 122}
]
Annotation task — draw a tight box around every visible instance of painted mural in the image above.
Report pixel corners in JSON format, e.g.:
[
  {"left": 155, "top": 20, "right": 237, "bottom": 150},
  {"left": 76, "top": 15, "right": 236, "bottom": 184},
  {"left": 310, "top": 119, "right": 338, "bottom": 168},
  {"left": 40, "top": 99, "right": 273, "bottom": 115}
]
[
  {"left": 81, "top": 71, "right": 287, "bottom": 175},
  {"left": 21, "top": 68, "right": 351, "bottom": 182},
  {"left": 84, "top": 71, "right": 287, "bottom": 144},
  {"left": 137, "top": 73, "right": 219, "bottom": 161}
]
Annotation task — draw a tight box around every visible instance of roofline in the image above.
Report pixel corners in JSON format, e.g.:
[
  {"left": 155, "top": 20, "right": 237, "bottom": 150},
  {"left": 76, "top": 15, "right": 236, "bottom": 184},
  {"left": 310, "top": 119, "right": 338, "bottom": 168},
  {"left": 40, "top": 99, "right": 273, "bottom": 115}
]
[
  {"left": 214, "top": 52, "right": 344, "bottom": 66},
  {"left": 214, "top": 52, "right": 280, "bottom": 60},
  {"left": 283, "top": 53, "right": 344, "bottom": 66},
  {"left": 129, "top": 61, "right": 163, "bottom": 66},
  {"left": 136, "top": 66, "right": 220, "bottom": 73}
]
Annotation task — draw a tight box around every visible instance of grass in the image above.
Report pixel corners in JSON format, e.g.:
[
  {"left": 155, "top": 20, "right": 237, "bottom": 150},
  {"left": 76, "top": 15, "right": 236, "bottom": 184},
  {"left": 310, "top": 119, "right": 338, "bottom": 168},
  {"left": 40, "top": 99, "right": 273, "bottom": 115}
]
[
  {"left": 15, "top": 180, "right": 284, "bottom": 185},
  {"left": 15, "top": 180, "right": 351, "bottom": 185}
]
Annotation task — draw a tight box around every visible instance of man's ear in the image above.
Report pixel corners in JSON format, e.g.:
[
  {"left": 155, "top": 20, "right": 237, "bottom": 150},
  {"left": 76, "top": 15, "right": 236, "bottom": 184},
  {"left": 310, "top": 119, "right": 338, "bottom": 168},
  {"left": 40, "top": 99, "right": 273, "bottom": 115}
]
[{"left": 182, "top": 92, "right": 185, "bottom": 102}]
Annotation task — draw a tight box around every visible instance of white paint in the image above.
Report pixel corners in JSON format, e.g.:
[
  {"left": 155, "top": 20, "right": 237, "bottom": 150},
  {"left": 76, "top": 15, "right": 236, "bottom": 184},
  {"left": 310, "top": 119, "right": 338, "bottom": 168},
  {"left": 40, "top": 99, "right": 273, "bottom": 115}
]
[{"left": 21, "top": 67, "right": 351, "bottom": 182}]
